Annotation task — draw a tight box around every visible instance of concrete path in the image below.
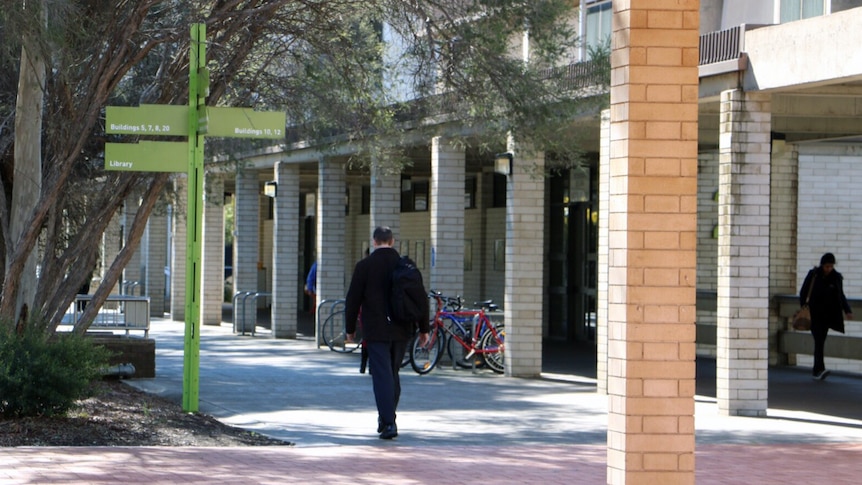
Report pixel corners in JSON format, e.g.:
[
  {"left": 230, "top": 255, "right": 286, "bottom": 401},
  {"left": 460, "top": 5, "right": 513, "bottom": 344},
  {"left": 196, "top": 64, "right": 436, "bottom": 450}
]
[{"left": 3, "top": 318, "right": 862, "bottom": 484}]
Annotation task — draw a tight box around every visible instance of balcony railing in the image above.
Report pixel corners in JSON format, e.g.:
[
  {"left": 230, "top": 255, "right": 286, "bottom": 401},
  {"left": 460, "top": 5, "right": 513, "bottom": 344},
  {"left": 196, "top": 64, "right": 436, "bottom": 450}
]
[{"left": 699, "top": 25, "right": 744, "bottom": 65}]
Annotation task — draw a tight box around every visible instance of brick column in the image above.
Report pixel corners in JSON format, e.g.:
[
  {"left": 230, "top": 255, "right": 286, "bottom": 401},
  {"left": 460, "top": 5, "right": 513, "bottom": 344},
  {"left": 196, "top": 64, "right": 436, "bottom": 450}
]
[
  {"left": 273, "top": 162, "right": 300, "bottom": 338},
  {"left": 429, "top": 137, "right": 465, "bottom": 297},
  {"left": 597, "top": 109, "right": 611, "bottom": 395},
  {"left": 717, "top": 89, "right": 772, "bottom": 416},
  {"left": 504, "top": 137, "right": 544, "bottom": 378},
  {"left": 146, "top": 205, "right": 168, "bottom": 316},
  {"left": 370, "top": 154, "right": 401, "bottom": 243},
  {"left": 201, "top": 174, "right": 225, "bottom": 326},
  {"left": 606, "top": 2, "right": 699, "bottom": 483},
  {"left": 170, "top": 176, "right": 187, "bottom": 321},
  {"left": 234, "top": 169, "right": 260, "bottom": 332},
  {"left": 316, "top": 158, "right": 346, "bottom": 343}
]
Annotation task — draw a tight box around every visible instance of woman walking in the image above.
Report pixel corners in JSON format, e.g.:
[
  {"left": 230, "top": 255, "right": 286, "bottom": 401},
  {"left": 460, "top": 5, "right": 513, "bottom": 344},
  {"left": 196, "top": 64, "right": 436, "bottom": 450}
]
[{"left": 799, "top": 253, "right": 853, "bottom": 380}]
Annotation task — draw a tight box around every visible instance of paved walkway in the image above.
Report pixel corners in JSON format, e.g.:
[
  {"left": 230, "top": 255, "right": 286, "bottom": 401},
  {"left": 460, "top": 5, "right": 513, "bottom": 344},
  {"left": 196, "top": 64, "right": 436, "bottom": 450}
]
[{"left": 3, "top": 318, "right": 862, "bottom": 484}]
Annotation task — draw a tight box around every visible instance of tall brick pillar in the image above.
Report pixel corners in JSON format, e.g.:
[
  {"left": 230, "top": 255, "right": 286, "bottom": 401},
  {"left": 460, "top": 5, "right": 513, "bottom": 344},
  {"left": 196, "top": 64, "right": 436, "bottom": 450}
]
[
  {"left": 234, "top": 169, "right": 260, "bottom": 332},
  {"left": 597, "top": 109, "right": 611, "bottom": 395},
  {"left": 272, "top": 162, "right": 300, "bottom": 339},
  {"left": 316, "top": 157, "right": 346, "bottom": 343},
  {"left": 606, "top": 2, "right": 699, "bottom": 483},
  {"left": 717, "top": 89, "right": 771, "bottom": 416},
  {"left": 369, "top": 154, "right": 401, "bottom": 244},
  {"left": 201, "top": 174, "right": 225, "bottom": 325},
  {"left": 504, "top": 138, "right": 544, "bottom": 378},
  {"left": 429, "top": 137, "right": 465, "bottom": 297}
]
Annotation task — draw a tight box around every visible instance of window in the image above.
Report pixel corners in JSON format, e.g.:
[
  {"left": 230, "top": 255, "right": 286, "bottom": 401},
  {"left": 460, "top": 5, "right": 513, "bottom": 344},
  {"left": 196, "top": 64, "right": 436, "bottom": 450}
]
[
  {"left": 585, "top": 0, "right": 612, "bottom": 57},
  {"left": 465, "top": 176, "right": 477, "bottom": 209},
  {"left": 401, "top": 177, "right": 429, "bottom": 212},
  {"left": 780, "top": 0, "right": 825, "bottom": 23}
]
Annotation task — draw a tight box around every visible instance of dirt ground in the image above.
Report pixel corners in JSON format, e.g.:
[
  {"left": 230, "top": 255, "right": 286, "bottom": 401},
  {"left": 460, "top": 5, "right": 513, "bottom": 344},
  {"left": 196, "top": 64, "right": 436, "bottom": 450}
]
[{"left": 0, "top": 380, "right": 292, "bottom": 447}]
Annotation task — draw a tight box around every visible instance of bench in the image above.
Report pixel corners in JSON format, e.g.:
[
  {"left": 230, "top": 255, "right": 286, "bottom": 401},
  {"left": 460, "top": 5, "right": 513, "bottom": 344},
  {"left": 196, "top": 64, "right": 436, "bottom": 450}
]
[{"left": 68, "top": 295, "right": 151, "bottom": 338}]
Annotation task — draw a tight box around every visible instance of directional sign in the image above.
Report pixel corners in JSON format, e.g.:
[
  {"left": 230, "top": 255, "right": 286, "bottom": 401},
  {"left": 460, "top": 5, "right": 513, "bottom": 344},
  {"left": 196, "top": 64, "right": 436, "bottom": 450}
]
[
  {"left": 106, "top": 105, "right": 189, "bottom": 136},
  {"left": 200, "top": 107, "right": 285, "bottom": 139},
  {"left": 105, "top": 141, "right": 188, "bottom": 172}
]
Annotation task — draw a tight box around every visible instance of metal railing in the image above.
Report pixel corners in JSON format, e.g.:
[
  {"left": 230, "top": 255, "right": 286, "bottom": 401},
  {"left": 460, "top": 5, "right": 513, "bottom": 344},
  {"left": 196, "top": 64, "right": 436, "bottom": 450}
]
[{"left": 699, "top": 25, "right": 744, "bottom": 65}]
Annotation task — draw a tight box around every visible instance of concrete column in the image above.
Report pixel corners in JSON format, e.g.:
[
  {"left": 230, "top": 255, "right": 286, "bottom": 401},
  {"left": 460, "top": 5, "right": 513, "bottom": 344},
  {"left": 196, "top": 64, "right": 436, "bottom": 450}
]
[
  {"left": 769, "top": 144, "right": 799, "bottom": 366},
  {"left": 201, "top": 175, "right": 225, "bottom": 325},
  {"left": 170, "top": 176, "right": 187, "bottom": 321},
  {"left": 234, "top": 169, "right": 260, "bottom": 332},
  {"left": 596, "top": 109, "right": 611, "bottom": 395},
  {"left": 717, "top": 89, "right": 772, "bottom": 416},
  {"left": 146, "top": 205, "right": 168, "bottom": 317},
  {"left": 102, "top": 210, "right": 122, "bottom": 295},
  {"left": 606, "top": 2, "right": 699, "bottom": 483},
  {"left": 316, "top": 158, "right": 346, "bottom": 342},
  {"left": 122, "top": 196, "right": 143, "bottom": 295},
  {"left": 504, "top": 137, "right": 544, "bottom": 378},
  {"left": 429, "top": 137, "right": 465, "bottom": 297},
  {"left": 273, "top": 162, "right": 300, "bottom": 338},
  {"left": 369, "top": 154, "right": 401, "bottom": 243}
]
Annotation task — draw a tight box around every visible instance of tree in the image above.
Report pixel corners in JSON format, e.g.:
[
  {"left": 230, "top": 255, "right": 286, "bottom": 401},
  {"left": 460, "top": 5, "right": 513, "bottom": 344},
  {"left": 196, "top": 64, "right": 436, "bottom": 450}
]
[{"left": 0, "top": 0, "right": 605, "bottom": 334}]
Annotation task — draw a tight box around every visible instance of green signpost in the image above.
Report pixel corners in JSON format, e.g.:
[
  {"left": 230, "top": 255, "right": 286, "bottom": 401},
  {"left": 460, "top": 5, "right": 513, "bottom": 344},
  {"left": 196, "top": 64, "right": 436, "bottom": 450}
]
[{"left": 104, "top": 23, "right": 285, "bottom": 412}]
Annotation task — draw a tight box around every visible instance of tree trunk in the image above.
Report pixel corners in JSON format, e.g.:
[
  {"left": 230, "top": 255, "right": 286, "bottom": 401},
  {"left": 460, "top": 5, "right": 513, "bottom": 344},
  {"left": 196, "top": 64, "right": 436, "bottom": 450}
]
[{"left": 9, "top": 37, "right": 46, "bottom": 324}]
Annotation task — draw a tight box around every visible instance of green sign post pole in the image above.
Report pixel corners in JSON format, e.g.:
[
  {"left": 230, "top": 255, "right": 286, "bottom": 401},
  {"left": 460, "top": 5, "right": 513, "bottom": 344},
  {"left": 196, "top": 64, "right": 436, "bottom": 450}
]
[
  {"left": 183, "top": 23, "right": 207, "bottom": 412},
  {"left": 104, "top": 22, "right": 284, "bottom": 413}
]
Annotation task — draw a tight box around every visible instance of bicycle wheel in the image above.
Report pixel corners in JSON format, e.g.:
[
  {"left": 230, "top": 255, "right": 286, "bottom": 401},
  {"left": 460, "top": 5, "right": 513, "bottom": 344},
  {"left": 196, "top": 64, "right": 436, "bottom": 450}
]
[
  {"left": 410, "top": 325, "right": 445, "bottom": 374},
  {"left": 322, "top": 311, "right": 361, "bottom": 353},
  {"left": 479, "top": 323, "right": 505, "bottom": 373},
  {"left": 402, "top": 330, "right": 417, "bottom": 368}
]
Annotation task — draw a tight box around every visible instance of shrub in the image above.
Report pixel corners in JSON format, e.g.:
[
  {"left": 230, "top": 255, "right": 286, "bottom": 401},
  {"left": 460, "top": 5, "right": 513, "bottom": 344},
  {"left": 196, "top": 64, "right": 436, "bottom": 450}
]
[{"left": 0, "top": 323, "right": 111, "bottom": 418}]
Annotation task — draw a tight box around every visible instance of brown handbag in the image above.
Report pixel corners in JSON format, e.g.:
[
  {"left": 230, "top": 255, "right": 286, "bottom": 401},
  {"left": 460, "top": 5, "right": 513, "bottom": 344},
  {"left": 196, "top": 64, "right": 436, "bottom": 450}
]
[{"left": 792, "top": 273, "right": 816, "bottom": 331}]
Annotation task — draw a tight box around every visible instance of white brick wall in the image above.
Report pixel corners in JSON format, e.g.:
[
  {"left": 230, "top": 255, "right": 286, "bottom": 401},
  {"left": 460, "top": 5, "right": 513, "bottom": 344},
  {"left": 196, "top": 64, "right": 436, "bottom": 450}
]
[
  {"left": 797, "top": 144, "right": 862, "bottom": 296},
  {"left": 795, "top": 144, "right": 862, "bottom": 372}
]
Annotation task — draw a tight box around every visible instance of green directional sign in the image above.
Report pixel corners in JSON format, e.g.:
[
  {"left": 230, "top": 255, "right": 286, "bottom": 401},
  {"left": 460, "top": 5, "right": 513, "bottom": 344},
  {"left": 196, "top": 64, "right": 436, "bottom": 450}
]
[
  {"left": 201, "top": 107, "right": 285, "bottom": 139},
  {"left": 105, "top": 141, "right": 188, "bottom": 172},
  {"left": 106, "top": 105, "right": 189, "bottom": 136}
]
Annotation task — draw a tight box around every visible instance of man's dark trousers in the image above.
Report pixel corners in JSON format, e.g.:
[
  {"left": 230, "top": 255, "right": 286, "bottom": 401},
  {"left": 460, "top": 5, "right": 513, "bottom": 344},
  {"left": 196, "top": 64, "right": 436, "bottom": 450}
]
[{"left": 366, "top": 339, "right": 408, "bottom": 426}]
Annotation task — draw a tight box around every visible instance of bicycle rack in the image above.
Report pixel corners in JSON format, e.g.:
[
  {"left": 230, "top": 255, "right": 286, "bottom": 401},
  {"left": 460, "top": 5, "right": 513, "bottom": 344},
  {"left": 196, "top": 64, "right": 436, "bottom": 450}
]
[
  {"left": 232, "top": 291, "right": 255, "bottom": 334},
  {"left": 315, "top": 299, "right": 346, "bottom": 347},
  {"left": 122, "top": 280, "right": 141, "bottom": 296}
]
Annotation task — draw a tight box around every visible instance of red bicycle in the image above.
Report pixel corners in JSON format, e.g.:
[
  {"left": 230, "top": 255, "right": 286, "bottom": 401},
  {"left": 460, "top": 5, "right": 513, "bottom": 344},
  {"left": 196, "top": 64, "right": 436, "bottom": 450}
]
[{"left": 409, "top": 291, "right": 505, "bottom": 374}]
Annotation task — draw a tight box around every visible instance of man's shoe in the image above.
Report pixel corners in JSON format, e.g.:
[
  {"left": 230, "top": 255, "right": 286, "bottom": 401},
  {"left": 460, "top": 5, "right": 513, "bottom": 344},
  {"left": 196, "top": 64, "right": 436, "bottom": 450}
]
[
  {"left": 377, "top": 417, "right": 384, "bottom": 433},
  {"left": 379, "top": 424, "right": 398, "bottom": 440},
  {"left": 814, "top": 369, "right": 831, "bottom": 380}
]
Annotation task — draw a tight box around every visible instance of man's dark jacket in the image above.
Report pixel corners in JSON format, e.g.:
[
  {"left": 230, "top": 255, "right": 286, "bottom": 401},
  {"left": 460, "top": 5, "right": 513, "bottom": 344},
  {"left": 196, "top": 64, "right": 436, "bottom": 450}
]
[{"left": 345, "top": 246, "right": 430, "bottom": 341}]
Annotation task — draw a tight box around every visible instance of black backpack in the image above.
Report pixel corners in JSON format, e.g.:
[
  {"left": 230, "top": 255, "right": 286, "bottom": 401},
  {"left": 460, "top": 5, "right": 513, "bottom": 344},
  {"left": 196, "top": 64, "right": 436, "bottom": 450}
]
[{"left": 388, "top": 256, "right": 426, "bottom": 325}]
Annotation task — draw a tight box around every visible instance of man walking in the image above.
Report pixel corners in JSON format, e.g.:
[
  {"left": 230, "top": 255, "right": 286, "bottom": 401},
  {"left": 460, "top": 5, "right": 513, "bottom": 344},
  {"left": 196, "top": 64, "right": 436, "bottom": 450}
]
[{"left": 345, "top": 226, "right": 429, "bottom": 439}]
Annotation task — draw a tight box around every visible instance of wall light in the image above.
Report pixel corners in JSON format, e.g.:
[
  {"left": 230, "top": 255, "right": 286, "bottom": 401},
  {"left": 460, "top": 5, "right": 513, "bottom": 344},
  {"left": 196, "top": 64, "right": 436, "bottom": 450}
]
[
  {"left": 264, "top": 180, "right": 278, "bottom": 198},
  {"left": 494, "top": 152, "right": 513, "bottom": 176}
]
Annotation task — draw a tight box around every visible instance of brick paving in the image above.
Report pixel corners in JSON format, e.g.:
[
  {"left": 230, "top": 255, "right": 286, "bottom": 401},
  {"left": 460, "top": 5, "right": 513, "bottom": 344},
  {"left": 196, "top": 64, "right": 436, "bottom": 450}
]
[{"left": 4, "top": 319, "right": 862, "bottom": 484}]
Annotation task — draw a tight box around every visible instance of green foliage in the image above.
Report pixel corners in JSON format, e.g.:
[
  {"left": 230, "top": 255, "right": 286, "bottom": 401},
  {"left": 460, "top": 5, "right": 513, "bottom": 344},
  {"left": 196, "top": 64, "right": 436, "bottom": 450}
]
[{"left": 0, "top": 322, "right": 111, "bottom": 418}]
